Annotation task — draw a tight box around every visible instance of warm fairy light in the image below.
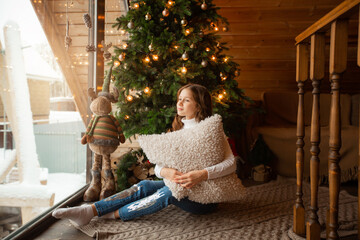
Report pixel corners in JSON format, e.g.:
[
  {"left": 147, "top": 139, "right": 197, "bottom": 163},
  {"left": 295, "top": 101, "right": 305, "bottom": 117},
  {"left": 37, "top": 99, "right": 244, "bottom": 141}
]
[
  {"left": 211, "top": 55, "right": 216, "bottom": 61},
  {"left": 174, "top": 45, "right": 179, "bottom": 50},
  {"left": 114, "top": 61, "right": 120, "bottom": 67},
  {"left": 167, "top": 0, "right": 175, "bottom": 6},
  {"left": 214, "top": 26, "right": 219, "bottom": 31},
  {"left": 181, "top": 66, "right": 187, "bottom": 74},
  {"left": 120, "top": 29, "right": 126, "bottom": 35},
  {"left": 124, "top": 115, "right": 130, "bottom": 120},
  {"left": 218, "top": 94, "right": 224, "bottom": 100},
  {"left": 122, "top": 43, "right": 128, "bottom": 49},
  {"left": 205, "top": 47, "right": 210, "bottom": 52},
  {"left": 126, "top": 95, "right": 133, "bottom": 101},
  {"left": 224, "top": 56, "right": 229, "bottom": 62},
  {"left": 133, "top": 3, "right": 139, "bottom": 9},
  {"left": 185, "top": 29, "right": 191, "bottom": 36},
  {"left": 152, "top": 54, "right": 159, "bottom": 61},
  {"left": 144, "top": 56, "right": 151, "bottom": 63},
  {"left": 223, "top": 90, "right": 227, "bottom": 95},
  {"left": 221, "top": 76, "right": 227, "bottom": 81},
  {"left": 144, "top": 87, "right": 150, "bottom": 94}
]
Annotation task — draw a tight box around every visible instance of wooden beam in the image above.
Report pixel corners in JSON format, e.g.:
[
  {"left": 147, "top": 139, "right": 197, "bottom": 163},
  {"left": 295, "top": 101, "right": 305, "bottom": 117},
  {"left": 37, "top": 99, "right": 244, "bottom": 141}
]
[
  {"left": 30, "top": 0, "right": 88, "bottom": 124},
  {"left": 358, "top": 6, "right": 360, "bottom": 67},
  {"left": 295, "top": 0, "right": 360, "bottom": 44}
]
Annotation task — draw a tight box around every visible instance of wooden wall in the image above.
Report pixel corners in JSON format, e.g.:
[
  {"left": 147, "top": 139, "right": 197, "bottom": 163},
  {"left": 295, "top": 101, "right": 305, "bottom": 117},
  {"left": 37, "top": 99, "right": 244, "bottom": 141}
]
[{"left": 213, "top": 0, "right": 359, "bottom": 100}]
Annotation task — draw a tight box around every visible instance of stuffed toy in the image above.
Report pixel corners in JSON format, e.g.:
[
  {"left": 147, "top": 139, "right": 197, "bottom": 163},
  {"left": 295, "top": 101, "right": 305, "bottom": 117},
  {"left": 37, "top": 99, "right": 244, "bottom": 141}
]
[{"left": 81, "top": 65, "right": 125, "bottom": 201}]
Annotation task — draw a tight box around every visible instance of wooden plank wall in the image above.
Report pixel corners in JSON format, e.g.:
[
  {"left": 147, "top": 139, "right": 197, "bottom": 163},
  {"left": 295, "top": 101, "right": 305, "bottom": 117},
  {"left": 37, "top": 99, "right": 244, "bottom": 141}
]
[{"left": 213, "top": 0, "right": 360, "bottom": 100}]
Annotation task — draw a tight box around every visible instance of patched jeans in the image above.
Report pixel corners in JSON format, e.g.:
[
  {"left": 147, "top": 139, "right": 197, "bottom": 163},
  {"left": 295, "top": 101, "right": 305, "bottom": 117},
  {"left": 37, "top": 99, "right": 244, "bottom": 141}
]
[{"left": 94, "top": 180, "right": 218, "bottom": 221}]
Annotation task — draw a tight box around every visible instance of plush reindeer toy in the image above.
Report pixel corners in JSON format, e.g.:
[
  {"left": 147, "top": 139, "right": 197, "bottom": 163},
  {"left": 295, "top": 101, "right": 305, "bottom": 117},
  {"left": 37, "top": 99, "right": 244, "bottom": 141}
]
[{"left": 81, "top": 65, "right": 125, "bottom": 201}]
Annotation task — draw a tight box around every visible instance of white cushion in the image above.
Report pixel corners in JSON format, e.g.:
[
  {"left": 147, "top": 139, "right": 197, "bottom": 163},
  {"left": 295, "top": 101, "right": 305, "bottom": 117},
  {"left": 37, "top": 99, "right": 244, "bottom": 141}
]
[{"left": 138, "top": 114, "right": 246, "bottom": 203}]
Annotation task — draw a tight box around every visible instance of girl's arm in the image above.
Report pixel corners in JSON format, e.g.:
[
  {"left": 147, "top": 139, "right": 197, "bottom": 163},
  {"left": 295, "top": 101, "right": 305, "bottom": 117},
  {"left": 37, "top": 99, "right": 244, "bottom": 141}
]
[{"left": 155, "top": 164, "right": 183, "bottom": 182}]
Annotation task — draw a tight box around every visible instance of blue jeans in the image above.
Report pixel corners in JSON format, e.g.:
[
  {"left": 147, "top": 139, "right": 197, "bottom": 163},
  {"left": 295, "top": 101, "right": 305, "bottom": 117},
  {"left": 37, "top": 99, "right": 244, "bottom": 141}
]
[{"left": 94, "top": 180, "right": 218, "bottom": 221}]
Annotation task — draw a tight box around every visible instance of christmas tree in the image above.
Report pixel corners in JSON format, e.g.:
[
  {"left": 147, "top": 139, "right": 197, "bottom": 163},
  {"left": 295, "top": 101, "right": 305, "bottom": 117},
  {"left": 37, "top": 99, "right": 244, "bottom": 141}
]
[{"left": 110, "top": 0, "right": 253, "bottom": 138}]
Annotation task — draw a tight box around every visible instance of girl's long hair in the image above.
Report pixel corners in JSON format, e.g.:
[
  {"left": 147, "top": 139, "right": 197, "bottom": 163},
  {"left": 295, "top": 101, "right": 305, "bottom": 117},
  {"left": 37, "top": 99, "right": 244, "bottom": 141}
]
[{"left": 171, "top": 83, "right": 213, "bottom": 131}]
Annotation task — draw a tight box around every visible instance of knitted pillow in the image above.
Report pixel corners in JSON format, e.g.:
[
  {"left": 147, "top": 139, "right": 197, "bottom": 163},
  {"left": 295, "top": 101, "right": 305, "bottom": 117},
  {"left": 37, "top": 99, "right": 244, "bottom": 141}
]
[{"left": 138, "top": 114, "right": 246, "bottom": 204}]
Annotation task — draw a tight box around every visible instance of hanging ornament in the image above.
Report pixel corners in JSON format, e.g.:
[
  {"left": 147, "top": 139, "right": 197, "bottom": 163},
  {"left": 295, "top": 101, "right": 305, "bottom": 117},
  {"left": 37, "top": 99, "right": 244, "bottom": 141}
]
[
  {"left": 201, "top": 60, "right": 208, "bottom": 67},
  {"left": 86, "top": 44, "right": 96, "bottom": 52},
  {"left": 144, "top": 87, "right": 151, "bottom": 94},
  {"left": 101, "top": 42, "right": 112, "bottom": 60},
  {"left": 152, "top": 54, "right": 159, "bottom": 61},
  {"left": 181, "top": 65, "right": 187, "bottom": 74},
  {"left": 65, "top": 2, "right": 72, "bottom": 50},
  {"left": 182, "top": 51, "right": 189, "bottom": 61},
  {"left": 201, "top": 1, "right": 207, "bottom": 10},
  {"left": 222, "top": 26, "right": 229, "bottom": 32},
  {"left": 190, "top": 43, "right": 195, "bottom": 49},
  {"left": 148, "top": 43, "right": 154, "bottom": 51},
  {"left": 181, "top": 19, "right": 187, "bottom": 26},
  {"left": 83, "top": 13, "right": 92, "bottom": 28},
  {"left": 198, "top": 30, "right": 204, "bottom": 37},
  {"left": 119, "top": 53, "right": 126, "bottom": 61},
  {"left": 127, "top": 20, "right": 134, "bottom": 29},
  {"left": 162, "top": 8, "right": 169, "bottom": 17},
  {"left": 126, "top": 95, "right": 133, "bottom": 101},
  {"left": 145, "top": 12, "right": 151, "bottom": 21},
  {"left": 123, "top": 63, "right": 128, "bottom": 69}
]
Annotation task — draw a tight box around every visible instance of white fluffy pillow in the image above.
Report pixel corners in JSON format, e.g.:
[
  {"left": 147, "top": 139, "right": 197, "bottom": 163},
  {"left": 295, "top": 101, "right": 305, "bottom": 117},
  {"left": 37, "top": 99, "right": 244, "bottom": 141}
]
[{"left": 138, "top": 114, "right": 246, "bottom": 204}]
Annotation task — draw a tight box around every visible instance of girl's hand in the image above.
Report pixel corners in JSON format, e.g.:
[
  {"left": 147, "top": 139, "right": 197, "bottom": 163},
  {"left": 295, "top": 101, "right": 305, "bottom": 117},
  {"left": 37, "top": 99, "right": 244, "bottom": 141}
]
[
  {"left": 160, "top": 167, "right": 183, "bottom": 183},
  {"left": 174, "top": 170, "right": 208, "bottom": 189}
]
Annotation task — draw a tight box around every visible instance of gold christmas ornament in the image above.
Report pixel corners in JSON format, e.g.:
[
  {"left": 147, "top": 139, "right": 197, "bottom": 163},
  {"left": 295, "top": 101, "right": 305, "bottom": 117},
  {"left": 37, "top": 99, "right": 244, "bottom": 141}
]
[
  {"left": 182, "top": 52, "right": 189, "bottom": 61},
  {"left": 201, "top": 1, "right": 207, "bottom": 10},
  {"left": 145, "top": 12, "right": 151, "bottom": 21},
  {"left": 127, "top": 21, "right": 134, "bottom": 29},
  {"left": 181, "top": 19, "right": 187, "bottom": 26},
  {"left": 119, "top": 53, "right": 125, "bottom": 61},
  {"left": 127, "top": 95, "right": 134, "bottom": 101},
  {"left": 148, "top": 43, "right": 154, "bottom": 51},
  {"left": 162, "top": 8, "right": 169, "bottom": 17},
  {"left": 201, "top": 60, "right": 208, "bottom": 67}
]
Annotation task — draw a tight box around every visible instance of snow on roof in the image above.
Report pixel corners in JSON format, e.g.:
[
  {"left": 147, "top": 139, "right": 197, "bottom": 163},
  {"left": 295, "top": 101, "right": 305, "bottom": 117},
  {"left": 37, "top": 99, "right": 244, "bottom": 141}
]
[{"left": 22, "top": 46, "right": 60, "bottom": 82}]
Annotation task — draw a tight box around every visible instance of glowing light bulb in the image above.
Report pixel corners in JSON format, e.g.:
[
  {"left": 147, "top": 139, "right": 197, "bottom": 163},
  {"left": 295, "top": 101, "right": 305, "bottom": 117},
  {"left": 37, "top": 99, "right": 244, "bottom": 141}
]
[
  {"left": 224, "top": 56, "right": 229, "bottom": 62},
  {"left": 185, "top": 29, "right": 191, "bottom": 35},
  {"left": 221, "top": 76, "right": 227, "bottom": 81},
  {"left": 144, "top": 87, "right": 150, "bottom": 94},
  {"left": 214, "top": 26, "right": 219, "bottom": 31},
  {"left": 205, "top": 47, "right": 210, "bottom": 52},
  {"left": 181, "top": 66, "right": 187, "bottom": 74},
  {"left": 133, "top": 3, "right": 139, "bottom": 9},
  {"left": 211, "top": 55, "right": 216, "bottom": 61},
  {"left": 152, "top": 55, "right": 159, "bottom": 61},
  {"left": 114, "top": 61, "right": 120, "bottom": 67},
  {"left": 127, "top": 95, "right": 133, "bottom": 101},
  {"left": 218, "top": 94, "right": 224, "bottom": 100},
  {"left": 167, "top": 0, "right": 175, "bottom": 6},
  {"left": 174, "top": 45, "right": 179, "bottom": 50},
  {"left": 144, "top": 56, "right": 151, "bottom": 63},
  {"left": 124, "top": 115, "right": 130, "bottom": 120},
  {"left": 223, "top": 90, "right": 227, "bottom": 95},
  {"left": 122, "top": 43, "right": 128, "bottom": 49}
]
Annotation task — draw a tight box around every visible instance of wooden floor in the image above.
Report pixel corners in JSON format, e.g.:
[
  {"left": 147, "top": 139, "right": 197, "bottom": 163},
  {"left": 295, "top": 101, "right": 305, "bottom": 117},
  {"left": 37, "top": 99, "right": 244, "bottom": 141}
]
[{"left": 26, "top": 179, "right": 358, "bottom": 240}]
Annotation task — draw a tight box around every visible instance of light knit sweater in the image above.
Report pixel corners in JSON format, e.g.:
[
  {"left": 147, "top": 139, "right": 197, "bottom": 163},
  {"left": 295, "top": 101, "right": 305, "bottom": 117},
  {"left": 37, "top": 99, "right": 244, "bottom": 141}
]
[{"left": 154, "top": 118, "right": 236, "bottom": 180}]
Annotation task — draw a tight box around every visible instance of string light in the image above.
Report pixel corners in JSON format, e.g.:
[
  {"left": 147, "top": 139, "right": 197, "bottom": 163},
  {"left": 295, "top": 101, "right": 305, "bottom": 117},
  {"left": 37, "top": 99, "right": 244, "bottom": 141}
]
[
  {"left": 124, "top": 115, "right": 130, "bottom": 120},
  {"left": 214, "top": 26, "right": 219, "bottom": 31},
  {"left": 133, "top": 3, "right": 140, "bottom": 9},
  {"left": 181, "top": 65, "right": 187, "bottom": 74},
  {"left": 205, "top": 47, "right": 211, "bottom": 52},
  {"left": 185, "top": 29, "right": 191, "bottom": 36},
  {"left": 174, "top": 45, "right": 179, "bottom": 50},
  {"left": 144, "top": 87, "right": 150, "bottom": 94},
  {"left": 218, "top": 93, "right": 224, "bottom": 100},
  {"left": 144, "top": 56, "right": 151, "bottom": 63},
  {"left": 114, "top": 61, "right": 120, "bottom": 67},
  {"left": 122, "top": 43, "right": 128, "bottom": 49},
  {"left": 223, "top": 56, "right": 229, "bottom": 62},
  {"left": 127, "top": 95, "right": 133, "bottom": 101},
  {"left": 167, "top": 0, "right": 175, "bottom": 7},
  {"left": 211, "top": 55, "right": 216, "bottom": 61},
  {"left": 152, "top": 54, "right": 159, "bottom": 61}
]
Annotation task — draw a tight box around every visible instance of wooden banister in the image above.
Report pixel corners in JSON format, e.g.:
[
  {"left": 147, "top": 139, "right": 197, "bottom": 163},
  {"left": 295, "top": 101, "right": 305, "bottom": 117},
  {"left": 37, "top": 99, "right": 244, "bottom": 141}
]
[{"left": 295, "top": 0, "right": 360, "bottom": 44}]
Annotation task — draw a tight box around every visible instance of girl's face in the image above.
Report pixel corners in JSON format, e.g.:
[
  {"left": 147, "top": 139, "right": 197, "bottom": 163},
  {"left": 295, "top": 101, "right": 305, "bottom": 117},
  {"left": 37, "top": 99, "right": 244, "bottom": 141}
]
[{"left": 177, "top": 88, "right": 198, "bottom": 120}]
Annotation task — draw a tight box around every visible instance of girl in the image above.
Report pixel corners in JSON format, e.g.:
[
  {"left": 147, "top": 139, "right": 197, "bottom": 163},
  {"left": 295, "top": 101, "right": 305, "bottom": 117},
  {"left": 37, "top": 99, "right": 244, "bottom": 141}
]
[{"left": 52, "top": 83, "right": 237, "bottom": 225}]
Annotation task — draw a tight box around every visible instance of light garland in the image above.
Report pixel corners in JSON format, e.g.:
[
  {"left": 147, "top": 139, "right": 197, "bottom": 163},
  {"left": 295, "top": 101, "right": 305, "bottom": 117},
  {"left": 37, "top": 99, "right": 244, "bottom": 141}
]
[
  {"left": 144, "top": 87, "right": 151, "bottom": 94},
  {"left": 127, "top": 95, "right": 134, "bottom": 101},
  {"left": 114, "top": 61, "right": 120, "bottom": 67},
  {"left": 152, "top": 54, "right": 159, "bottom": 61},
  {"left": 124, "top": 115, "right": 130, "bottom": 120},
  {"left": 181, "top": 65, "right": 187, "bottom": 74}
]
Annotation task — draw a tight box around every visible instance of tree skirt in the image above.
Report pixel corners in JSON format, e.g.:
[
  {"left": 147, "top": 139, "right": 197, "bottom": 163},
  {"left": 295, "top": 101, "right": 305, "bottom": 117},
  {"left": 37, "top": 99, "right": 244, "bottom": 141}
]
[{"left": 74, "top": 178, "right": 358, "bottom": 240}]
